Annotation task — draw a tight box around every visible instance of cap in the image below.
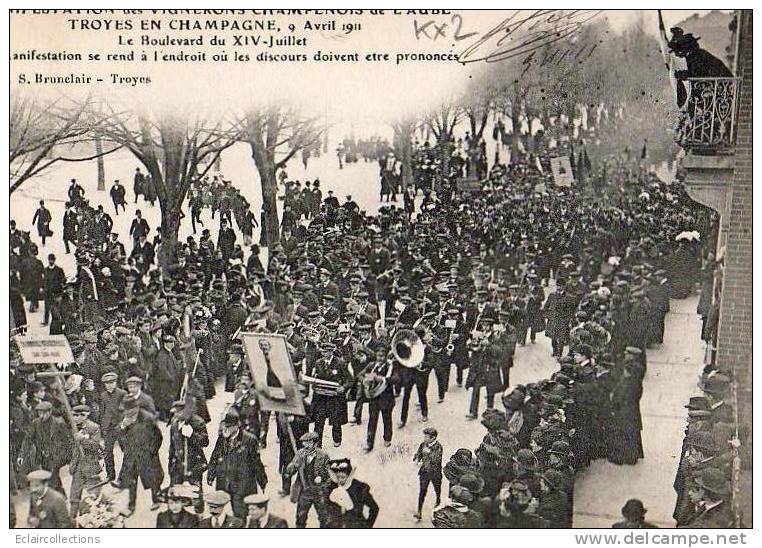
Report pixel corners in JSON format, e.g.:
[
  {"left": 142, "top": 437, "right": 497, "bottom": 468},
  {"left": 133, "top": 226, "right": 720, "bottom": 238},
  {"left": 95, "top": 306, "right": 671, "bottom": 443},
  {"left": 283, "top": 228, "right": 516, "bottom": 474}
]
[
  {"left": 423, "top": 427, "right": 438, "bottom": 437},
  {"left": 101, "top": 371, "right": 118, "bottom": 383},
  {"left": 300, "top": 431, "right": 319, "bottom": 442},
  {"left": 125, "top": 376, "right": 143, "bottom": 385},
  {"left": 243, "top": 493, "right": 269, "bottom": 506},
  {"left": 205, "top": 491, "right": 231, "bottom": 506},
  {"left": 72, "top": 404, "right": 91, "bottom": 413},
  {"left": 27, "top": 470, "right": 52, "bottom": 482}
]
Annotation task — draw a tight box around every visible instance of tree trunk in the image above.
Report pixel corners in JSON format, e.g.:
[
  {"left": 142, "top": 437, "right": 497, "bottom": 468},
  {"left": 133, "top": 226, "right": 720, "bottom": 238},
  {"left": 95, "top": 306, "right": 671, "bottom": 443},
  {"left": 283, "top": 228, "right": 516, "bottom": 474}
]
[
  {"left": 158, "top": 205, "right": 181, "bottom": 269},
  {"left": 394, "top": 124, "right": 414, "bottom": 190},
  {"left": 250, "top": 145, "right": 279, "bottom": 246},
  {"left": 511, "top": 99, "right": 522, "bottom": 160},
  {"left": 95, "top": 133, "right": 105, "bottom": 191}
]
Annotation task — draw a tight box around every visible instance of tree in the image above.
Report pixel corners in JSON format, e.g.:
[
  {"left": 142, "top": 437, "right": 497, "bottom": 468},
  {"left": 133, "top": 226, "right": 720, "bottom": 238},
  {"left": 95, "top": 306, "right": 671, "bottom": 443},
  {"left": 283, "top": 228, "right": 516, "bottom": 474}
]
[
  {"left": 391, "top": 116, "right": 420, "bottom": 190},
  {"left": 461, "top": 83, "right": 498, "bottom": 170},
  {"left": 99, "top": 103, "right": 239, "bottom": 267},
  {"left": 9, "top": 91, "right": 119, "bottom": 194},
  {"left": 424, "top": 101, "right": 464, "bottom": 183},
  {"left": 235, "top": 105, "right": 325, "bottom": 245}
]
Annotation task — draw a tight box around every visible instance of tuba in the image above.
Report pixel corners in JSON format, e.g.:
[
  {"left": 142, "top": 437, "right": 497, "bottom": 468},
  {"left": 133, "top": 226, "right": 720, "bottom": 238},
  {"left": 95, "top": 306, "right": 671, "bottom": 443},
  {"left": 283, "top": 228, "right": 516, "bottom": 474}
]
[{"left": 392, "top": 329, "right": 425, "bottom": 369}]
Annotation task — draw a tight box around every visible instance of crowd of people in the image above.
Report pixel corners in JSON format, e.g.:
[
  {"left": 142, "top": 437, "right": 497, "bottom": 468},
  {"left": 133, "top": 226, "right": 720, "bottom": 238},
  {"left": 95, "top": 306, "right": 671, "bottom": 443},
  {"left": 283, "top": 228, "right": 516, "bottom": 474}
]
[{"left": 10, "top": 122, "right": 721, "bottom": 529}]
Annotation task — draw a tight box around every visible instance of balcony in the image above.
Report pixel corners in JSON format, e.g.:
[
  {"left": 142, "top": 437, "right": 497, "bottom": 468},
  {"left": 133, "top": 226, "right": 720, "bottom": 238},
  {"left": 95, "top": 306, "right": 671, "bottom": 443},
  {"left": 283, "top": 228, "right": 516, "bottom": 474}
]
[{"left": 676, "top": 77, "right": 740, "bottom": 153}]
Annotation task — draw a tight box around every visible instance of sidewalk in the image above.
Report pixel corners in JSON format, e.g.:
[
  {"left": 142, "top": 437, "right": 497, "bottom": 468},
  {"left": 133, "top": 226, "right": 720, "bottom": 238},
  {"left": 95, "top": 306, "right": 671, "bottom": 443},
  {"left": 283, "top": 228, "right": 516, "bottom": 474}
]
[{"left": 573, "top": 296, "right": 705, "bottom": 528}]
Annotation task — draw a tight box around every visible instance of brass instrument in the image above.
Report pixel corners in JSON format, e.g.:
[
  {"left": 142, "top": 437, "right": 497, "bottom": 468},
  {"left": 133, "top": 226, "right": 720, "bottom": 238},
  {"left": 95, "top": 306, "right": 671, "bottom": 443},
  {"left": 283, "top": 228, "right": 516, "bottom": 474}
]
[
  {"left": 392, "top": 329, "right": 426, "bottom": 369},
  {"left": 360, "top": 361, "right": 390, "bottom": 399},
  {"left": 301, "top": 374, "right": 342, "bottom": 396},
  {"left": 445, "top": 327, "right": 458, "bottom": 356}
]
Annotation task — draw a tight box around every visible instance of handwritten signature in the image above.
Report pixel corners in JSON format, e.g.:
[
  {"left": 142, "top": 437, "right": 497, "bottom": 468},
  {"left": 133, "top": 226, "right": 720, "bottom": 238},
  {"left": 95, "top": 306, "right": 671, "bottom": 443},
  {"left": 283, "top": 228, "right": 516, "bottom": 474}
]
[{"left": 457, "top": 9, "right": 603, "bottom": 64}]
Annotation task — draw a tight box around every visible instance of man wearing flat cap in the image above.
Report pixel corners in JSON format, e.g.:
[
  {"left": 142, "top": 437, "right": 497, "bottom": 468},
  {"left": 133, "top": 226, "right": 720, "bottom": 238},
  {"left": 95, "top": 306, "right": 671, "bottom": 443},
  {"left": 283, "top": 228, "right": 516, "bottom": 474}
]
[
  {"left": 26, "top": 470, "right": 73, "bottom": 528},
  {"left": 19, "top": 401, "right": 71, "bottom": 492},
  {"left": 198, "top": 491, "right": 243, "bottom": 528},
  {"left": 284, "top": 431, "right": 331, "bottom": 528},
  {"left": 69, "top": 404, "right": 104, "bottom": 517},
  {"left": 413, "top": 427, "right": 443, "bottom": 521},
  {"left": 117, "top": 395, "right": 164, "bottom": 515},
  {"left": 97, "top": 371, "right": 126, "bottom": 482},
  {"left": 243, "top": 493, "right": 288, "bottom": 528}
]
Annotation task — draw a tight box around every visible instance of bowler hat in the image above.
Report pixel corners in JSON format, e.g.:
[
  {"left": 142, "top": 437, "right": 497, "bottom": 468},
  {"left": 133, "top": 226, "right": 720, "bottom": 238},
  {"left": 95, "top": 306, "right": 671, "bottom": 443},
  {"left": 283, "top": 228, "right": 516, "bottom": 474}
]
[{"left": 621, "top": 498, "right": 647, "bottom": 519}]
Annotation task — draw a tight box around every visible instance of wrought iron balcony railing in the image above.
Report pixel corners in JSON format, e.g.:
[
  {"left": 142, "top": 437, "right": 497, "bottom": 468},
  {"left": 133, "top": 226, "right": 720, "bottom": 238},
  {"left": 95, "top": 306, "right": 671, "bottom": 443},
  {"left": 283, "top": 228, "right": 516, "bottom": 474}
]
[{"left": 676, "top": 77, "right": 740, "bottom": 152}]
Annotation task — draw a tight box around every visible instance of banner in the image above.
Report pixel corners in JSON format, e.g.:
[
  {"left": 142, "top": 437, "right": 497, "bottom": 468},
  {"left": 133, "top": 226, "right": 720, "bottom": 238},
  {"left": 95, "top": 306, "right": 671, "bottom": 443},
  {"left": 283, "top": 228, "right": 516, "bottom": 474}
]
[
  {"left": 550, "top": 156, "right": 575, "bottom": 187},
  {"left": 241, "top": 332, "right": 305, "bottom": 415},
  {"left": 15, "top": 335, "right": 74, "bottom": 364}
]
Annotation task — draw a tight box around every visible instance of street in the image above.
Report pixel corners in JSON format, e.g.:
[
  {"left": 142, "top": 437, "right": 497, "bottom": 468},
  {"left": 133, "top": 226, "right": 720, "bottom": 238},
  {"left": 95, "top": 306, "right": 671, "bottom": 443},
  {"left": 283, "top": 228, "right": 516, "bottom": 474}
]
[{"left": 10, "top": 150, "right": 706, "bottom": 528}]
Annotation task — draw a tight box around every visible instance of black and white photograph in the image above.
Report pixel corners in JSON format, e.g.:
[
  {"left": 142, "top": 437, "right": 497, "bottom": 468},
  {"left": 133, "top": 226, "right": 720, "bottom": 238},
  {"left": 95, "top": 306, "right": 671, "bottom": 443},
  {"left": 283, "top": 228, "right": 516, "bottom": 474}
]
[{"left": 6, "top": 5, "right": 754, "bottom": 536}]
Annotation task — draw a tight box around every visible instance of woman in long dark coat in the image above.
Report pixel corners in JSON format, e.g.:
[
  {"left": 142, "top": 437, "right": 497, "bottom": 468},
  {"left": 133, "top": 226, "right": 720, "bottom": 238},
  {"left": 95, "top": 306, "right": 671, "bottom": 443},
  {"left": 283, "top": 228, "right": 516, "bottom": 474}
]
[
  {"left": 606, "top": 362, "right": 644, "bottom": 465},
  {"left": 10, "top": 272, "right": 27, "bottom": 333}
]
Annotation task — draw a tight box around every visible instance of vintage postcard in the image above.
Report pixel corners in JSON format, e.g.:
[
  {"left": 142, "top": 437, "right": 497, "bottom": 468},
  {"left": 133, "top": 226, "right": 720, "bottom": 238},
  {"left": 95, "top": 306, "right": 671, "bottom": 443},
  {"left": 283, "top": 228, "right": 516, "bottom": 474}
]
[{"left": 7, "top": 6, "right": 752, "bottom": 535}]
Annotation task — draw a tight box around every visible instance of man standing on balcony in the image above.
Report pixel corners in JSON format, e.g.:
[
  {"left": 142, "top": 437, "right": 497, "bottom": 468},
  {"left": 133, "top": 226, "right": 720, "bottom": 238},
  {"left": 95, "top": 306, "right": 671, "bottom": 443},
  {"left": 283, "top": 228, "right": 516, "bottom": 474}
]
[{"left": 668, "top": 29, "right": 733, "bottom": 108}]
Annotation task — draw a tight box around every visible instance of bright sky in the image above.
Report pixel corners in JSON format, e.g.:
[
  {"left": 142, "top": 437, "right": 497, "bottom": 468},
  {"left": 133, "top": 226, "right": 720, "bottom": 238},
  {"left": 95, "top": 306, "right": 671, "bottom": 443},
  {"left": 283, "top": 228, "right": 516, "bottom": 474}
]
[{"left": 10, "top": 9, "right": 729, "bottom": 133}]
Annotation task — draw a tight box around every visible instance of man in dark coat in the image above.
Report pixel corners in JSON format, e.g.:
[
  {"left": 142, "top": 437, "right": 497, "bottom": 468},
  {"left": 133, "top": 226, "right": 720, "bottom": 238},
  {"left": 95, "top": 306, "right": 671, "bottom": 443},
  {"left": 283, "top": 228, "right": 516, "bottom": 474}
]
[
  {"left": 42, "top": 253, "right": 65, "bottom": 326},
  {"left": 116, "top": 390, "right": 164, "bottom": 515},
  {"left": 20, "top": 402, "right": 71, "bottom": 492},
  {"left": 149, "top": 334, "right": 184, "bottom": 421},
  {"left": 669, "top": 29, "right": 734, "bottom": 108},
  {"left": 543, "top": 283, "right": 575, "bottom": 358},
  {"left": 20, "top": 248, "right": 44, "bottom": 313},
  {"left": 413, "top": 427, "right": 443, "bottom": 521},
  {"left": 243, "top": 493, "right": 289, "bottom": 528},
  {"left": 96, "top": 371, "right": 125, "bottom": 482},
  {"left": 168, "top": 399, "right": 209, "bottom": 511},
  {"left": 217, "top": 218, "right": 237, "bottom": 262},
  {"left": 26, "top": 470, "right": 73, "bottom": 528},
  {"left": 62, "top": 203, "right": 78, "bottom": 254},
  {"left": 364, "top": 355, "right": 398, "bottom": 452},
  {"left": 284, "top": 431, "right": 331, "bottom": 528},
  {"left": 32, "top": 200, "right": 52, "bottom": 245},
  {"left": 309, "top": 346, "right": 352, "bottom": 447},
  {"left": 110, "top": 180, "right": 127, "bottom": 215},
  {"left": 197, "top": 491, "right": 243, "bottom": 528},
  {"left": 133, "top": 167, "right": 146, "bottom": 202},
  {"left": 130, "top": 235, "right": 155, "bottom": 274},
  {"left": 207, "top": 409, "right": 268, "bottom": 519}
]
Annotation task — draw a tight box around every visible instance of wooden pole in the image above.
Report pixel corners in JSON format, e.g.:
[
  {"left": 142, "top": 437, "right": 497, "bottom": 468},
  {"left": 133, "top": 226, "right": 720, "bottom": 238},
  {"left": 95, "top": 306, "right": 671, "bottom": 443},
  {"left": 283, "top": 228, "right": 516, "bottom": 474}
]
[
  {"left": 42, "top": 363, "right": 85, "bottom": 458},
  {"left": 279, "top": 412, "right": 306, "bottom": 487}
]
